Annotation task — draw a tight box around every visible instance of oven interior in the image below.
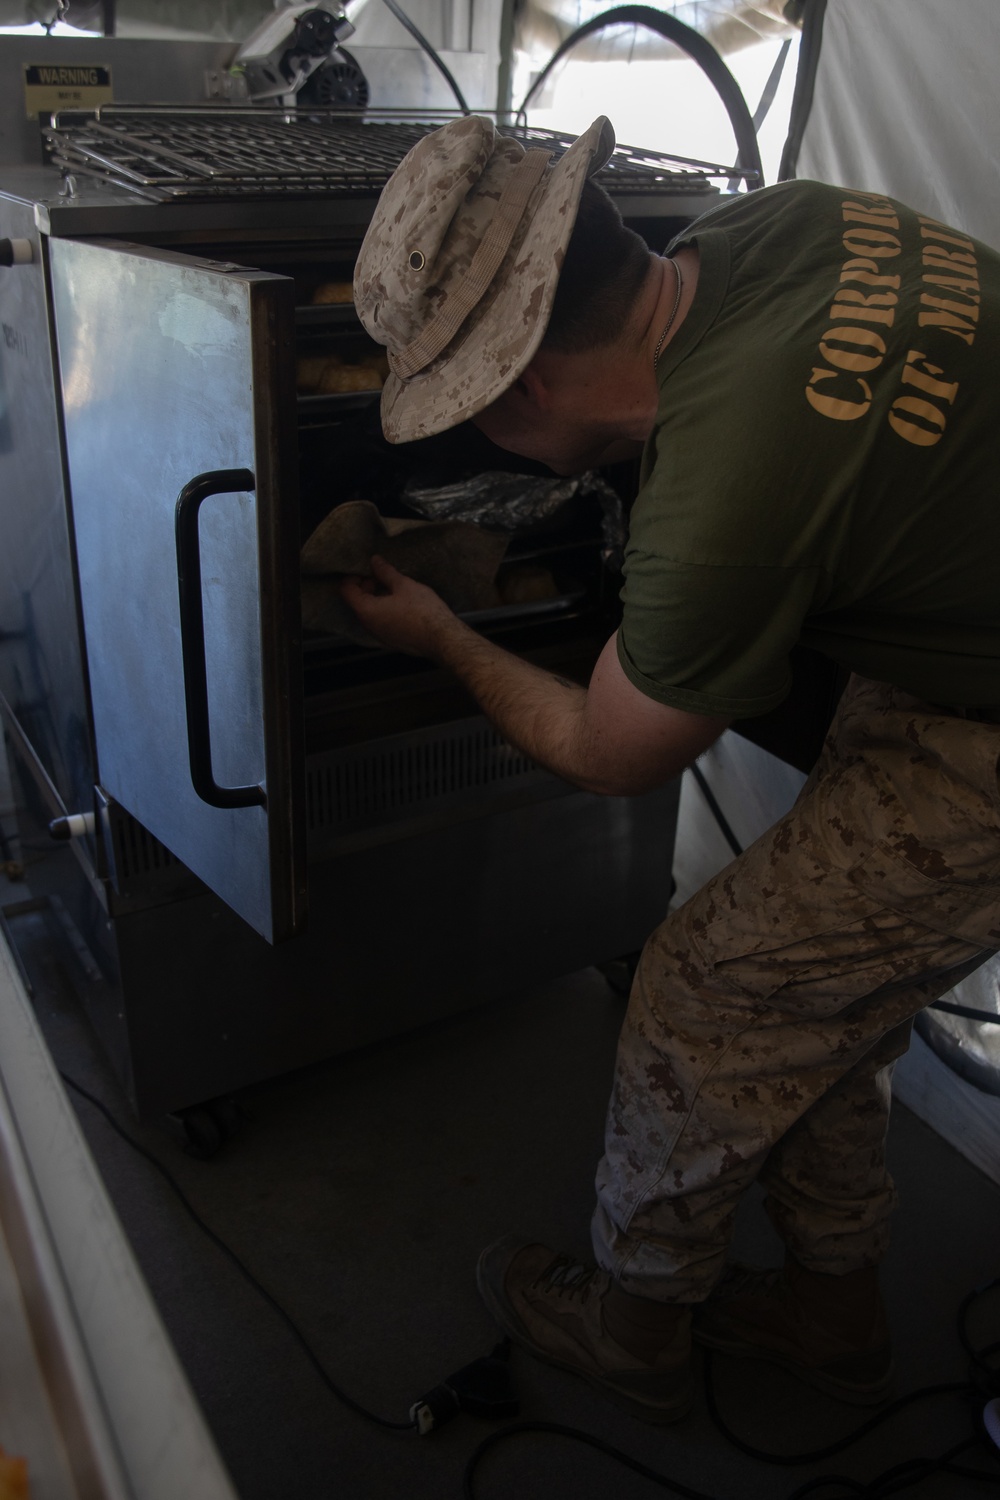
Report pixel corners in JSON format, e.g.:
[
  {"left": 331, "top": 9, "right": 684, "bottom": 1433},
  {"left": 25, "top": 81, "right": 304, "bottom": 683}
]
[{"left": 163, "top": 234, "right": 637, "bottom": 767}]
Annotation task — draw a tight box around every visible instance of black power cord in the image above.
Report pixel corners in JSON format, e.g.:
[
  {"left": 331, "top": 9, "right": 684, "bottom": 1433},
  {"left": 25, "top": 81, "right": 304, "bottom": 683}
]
[
  {"left": 464, "top": 1316, "right": 1000, "bottom": 1498},
  {"left": 464, "top": 1420, "right": 716, "bottom": 1499},
  {"left": 704, "top": 1357, "right": 971, "bottom": 1468},
  {"left": 61, "top": 1073, "right": 415, "bottom": 1432},
  {"left": 61, "top": 1072, "right": 1000, "bottom": 1497},
  {"left": 62, "top": 1072, "right": 516, "bottom": 1436}
]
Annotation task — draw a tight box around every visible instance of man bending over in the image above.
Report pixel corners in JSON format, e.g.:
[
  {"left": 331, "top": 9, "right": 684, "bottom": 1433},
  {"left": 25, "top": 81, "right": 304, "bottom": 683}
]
[{"left": 342, "top": 115, "right": 1000, "bottom": 1423}]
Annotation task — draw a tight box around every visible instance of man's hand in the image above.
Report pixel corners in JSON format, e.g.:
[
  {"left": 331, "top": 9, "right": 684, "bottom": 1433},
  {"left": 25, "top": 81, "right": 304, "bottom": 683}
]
[
  {"left": 338, "top": 555, "right": 460, "bottom": 657},
  {"left": 339, "top": 556, "right": 727, "bottom": 795}
]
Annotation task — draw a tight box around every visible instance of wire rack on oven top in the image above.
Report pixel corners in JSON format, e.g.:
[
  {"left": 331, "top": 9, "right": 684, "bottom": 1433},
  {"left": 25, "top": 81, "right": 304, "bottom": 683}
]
[{"left": 42, "top": 106, "right": 730, "bottom": 203}]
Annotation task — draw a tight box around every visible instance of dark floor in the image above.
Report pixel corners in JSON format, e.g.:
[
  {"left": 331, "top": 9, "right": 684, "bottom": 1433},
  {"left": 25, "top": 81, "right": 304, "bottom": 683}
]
[{"left": 5, "top": 885, "right": 1000, "bottom": 1500}]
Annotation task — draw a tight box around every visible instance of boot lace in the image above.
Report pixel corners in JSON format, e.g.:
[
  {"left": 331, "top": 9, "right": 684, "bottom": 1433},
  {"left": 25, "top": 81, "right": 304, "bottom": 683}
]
[
  {"left": 716, "top": 1263, "right": 786, "bottom": 1304},
  {"left": 532, "top": 1253, "right": 601, "bottom": 1303}
]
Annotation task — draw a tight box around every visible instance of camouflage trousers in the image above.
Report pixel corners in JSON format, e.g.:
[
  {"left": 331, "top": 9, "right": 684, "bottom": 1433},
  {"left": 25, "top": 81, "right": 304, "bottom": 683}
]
[{"left": 592, "top": 676, "right": 1000, "bottom": 1301}]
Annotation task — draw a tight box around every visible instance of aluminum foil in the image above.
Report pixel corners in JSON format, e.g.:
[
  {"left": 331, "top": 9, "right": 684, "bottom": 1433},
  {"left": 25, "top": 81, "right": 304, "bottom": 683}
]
[{"left": 402, "top": 470, "right": 628, "bottom": 571}]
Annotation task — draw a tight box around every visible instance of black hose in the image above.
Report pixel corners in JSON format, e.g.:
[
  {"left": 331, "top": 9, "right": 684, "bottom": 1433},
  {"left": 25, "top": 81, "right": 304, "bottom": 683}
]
[
  {"left": 517, "top": 5, "right": 763, "bottom": 189},
  {"left": 725, "top": 34, "right": 792, "bottom": 191},
  {"left": 689, "top": 761, "right": 743, "bottom": 859},
  {"left": 928, "top": 998, "right": 1000, "bottom": 1027},
  {"left": 381, "top": 0, "right": 470, "bottom": 114},
  {"left": 778, "top": 0, "right": 828, "bottom": 181}
]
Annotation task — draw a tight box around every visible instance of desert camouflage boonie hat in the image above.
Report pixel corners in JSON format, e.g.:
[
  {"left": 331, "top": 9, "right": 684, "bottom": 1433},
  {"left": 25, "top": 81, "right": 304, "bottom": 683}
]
[{"left": 354, "top": 114, "right": 615, "bottom": 443}]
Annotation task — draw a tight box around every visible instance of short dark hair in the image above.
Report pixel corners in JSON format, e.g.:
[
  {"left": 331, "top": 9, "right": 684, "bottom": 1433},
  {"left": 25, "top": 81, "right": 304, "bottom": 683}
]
[{"left": 541, "top": 179, "right": 652, "bottom": 354}]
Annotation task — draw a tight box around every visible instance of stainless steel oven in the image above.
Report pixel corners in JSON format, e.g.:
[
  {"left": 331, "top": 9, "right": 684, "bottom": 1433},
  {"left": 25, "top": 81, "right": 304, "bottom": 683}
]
[{"left": 1, "top": 106, "right": 727, "bottom": 1125}]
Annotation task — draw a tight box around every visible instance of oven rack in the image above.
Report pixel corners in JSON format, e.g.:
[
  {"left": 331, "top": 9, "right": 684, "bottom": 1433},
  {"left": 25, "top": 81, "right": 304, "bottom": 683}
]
[
  {"left": 295, "top": 302, "right": 360, "bottom": 328},
  {"left": 42, "top": 106, "right": 727, "bottom": 204},
  {"left": 302, "top": 596, "right": 592, "bottom": 671},
  {"left": 297, "top": 390, "right": 380, "bottom": 417}
]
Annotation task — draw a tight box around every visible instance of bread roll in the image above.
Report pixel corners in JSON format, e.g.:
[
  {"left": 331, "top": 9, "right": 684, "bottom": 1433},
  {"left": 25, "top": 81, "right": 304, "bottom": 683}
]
[
  {"left": 499, "top": 565, "right": 559, "bottom": 604},
  {"left": 311, "top": 280, "right": 354, "bottom": 305},
  {"left": 296, "top": 354, "right": 332, "bottom": 393},
  {"left": 317, "top": 363, "right": 383, "bottom": 393}
]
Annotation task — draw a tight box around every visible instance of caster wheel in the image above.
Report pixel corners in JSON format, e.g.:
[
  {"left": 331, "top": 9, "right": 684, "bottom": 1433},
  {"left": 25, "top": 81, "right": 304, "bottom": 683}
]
[{"left": 164, "top": 1096, "right": 243, "bottom": 1159}]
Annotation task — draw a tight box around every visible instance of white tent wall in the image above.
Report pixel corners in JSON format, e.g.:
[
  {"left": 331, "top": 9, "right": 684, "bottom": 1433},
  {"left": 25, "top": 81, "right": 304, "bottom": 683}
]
[
  {"left": 789, "top": 0, "right": 1000, "bottom": 1183},
  {"left": 795, "top": 0, "right": 1000, "bottom": 251}
]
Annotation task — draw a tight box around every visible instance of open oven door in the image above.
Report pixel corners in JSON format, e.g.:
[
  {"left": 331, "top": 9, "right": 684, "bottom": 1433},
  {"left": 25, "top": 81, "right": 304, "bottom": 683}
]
[{"left": 49, "top": 238, "right": 306, "bottom": 944}]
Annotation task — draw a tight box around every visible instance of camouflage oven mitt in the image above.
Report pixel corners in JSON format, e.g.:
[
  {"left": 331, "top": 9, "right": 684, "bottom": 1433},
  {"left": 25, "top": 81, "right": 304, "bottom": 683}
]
[{"left": 301, "top": 499, "right": 508, "bottom": 646}]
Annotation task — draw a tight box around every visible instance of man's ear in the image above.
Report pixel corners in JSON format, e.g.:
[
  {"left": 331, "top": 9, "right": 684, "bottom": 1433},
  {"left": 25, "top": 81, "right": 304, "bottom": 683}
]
[{"left": 515, "top": 357, "right": 554, "bottom": 412}]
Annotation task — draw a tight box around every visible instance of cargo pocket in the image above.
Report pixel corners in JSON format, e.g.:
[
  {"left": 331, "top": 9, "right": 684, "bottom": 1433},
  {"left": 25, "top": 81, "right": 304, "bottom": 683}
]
[
  {"left": 847, "top": 840, "right": 1000, "bottom": 948},
  {"left": 680, "top": 875, "right": 901, "bottom": 1017}
]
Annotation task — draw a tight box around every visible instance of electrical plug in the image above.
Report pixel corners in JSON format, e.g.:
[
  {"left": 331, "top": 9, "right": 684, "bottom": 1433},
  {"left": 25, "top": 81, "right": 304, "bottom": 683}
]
[{"left": 410, "top": 1341, "right": 518, "bottom": 1435}]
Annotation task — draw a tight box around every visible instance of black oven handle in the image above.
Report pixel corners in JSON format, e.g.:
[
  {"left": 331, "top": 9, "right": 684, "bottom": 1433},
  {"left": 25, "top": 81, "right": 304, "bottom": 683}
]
[{"left": 175, "top": 469, "right": 268, "bottom": 811}]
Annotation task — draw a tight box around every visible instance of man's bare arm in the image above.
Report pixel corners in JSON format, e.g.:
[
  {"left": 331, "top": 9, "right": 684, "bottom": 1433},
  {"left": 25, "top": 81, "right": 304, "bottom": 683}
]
[{"left": 340, "top": 558, "right": 728, "bottom": 795}]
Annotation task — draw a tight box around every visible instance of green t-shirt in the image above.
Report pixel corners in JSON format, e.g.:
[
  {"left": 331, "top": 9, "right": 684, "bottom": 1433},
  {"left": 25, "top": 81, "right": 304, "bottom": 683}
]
[{"left": 618, "top": 179, "right": 1000, "bottom": 717}]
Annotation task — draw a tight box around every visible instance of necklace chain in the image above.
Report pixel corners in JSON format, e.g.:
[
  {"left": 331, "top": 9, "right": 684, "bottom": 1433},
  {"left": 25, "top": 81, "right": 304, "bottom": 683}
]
[{"left": 652, "top": 258, "right": 683, "bottom": 370}]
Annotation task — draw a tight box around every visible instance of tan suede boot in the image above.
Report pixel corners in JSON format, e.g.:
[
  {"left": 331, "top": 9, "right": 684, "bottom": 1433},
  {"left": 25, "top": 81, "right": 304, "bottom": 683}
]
[
  {"left": 477, "top": 1235, "right": 693, "bottom": 1423},
  {"left": 694, "top": 1259, "right": 893, "bottom": 1405}
]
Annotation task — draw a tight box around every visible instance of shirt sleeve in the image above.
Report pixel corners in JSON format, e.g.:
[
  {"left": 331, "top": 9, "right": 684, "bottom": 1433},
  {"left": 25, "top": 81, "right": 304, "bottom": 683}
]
[{"left": 617, "top": 556, "right": 825, "bottom": 717}]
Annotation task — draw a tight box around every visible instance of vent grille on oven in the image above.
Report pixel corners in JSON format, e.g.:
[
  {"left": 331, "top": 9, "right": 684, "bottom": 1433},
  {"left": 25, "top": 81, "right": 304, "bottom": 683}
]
[
  {"left": 42, "top": 106, "right": 725, "bottom": 204},
  {"left": 306, "top": 717, "right": 556, "bottom": 854},
  {"left": 112, "top": 810, "right": 180, "bottom": 880},
  {"left": 99, "top": 798, "right": 199, "bottom": 906}
]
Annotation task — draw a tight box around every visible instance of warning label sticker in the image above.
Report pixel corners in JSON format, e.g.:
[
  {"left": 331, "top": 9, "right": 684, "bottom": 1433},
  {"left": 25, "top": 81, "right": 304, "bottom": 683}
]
[{"left": 23, "top": 63, "right": 113, "bottom": 119}]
